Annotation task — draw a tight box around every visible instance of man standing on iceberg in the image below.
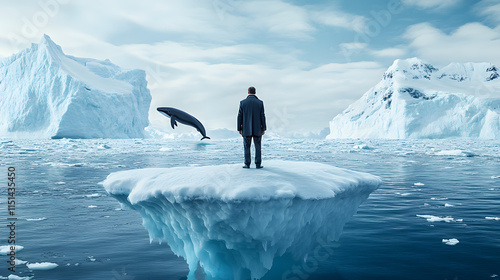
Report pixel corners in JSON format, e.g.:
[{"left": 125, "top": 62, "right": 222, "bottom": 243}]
[{"left": 237, "top": 86, "right": 267, "bottom": 169}]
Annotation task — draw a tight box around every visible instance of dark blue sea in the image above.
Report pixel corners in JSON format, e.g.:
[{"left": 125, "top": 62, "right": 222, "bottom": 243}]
[{"left": 1, "top": 138, "right": 499, "bottom": 280}]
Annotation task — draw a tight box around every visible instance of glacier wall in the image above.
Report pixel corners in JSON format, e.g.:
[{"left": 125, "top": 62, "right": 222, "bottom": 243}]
[
  {"left": 0, "top": 35, "right": 151, "bottom": 138},
  {"left": 327, "top": 58, "right": 500, "bottom": 139},
  {"left": 102, "top": 160, "right": 381, "bottom": 280}
]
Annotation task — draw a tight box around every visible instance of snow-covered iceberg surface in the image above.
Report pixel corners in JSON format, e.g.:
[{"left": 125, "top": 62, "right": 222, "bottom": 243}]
[
  {"left": 327, "top": 58, "right": 500, "bottom": 139},
  {"left": 0, "top": 34, "right": 151, "bottom": 138},
  {"left": 102, "top": 160, "right": 381, "bottom": 280}
]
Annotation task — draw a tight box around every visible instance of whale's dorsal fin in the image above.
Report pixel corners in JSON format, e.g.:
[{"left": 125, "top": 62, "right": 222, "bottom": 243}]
[{"left": 170, "top": 116, "right": 178, "bottom": 129}]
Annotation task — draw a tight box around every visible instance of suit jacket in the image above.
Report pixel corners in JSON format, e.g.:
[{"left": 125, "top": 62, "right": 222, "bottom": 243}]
[{"left": 237, "top": 95, "right": 267, "bottom": 137}]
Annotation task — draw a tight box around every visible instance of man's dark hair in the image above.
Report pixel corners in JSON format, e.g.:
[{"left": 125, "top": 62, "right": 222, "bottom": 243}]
[{"left": 248, "top": 86, "right": 256, "bottom": 94}]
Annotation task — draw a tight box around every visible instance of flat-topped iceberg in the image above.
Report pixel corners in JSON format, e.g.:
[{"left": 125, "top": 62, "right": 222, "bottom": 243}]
[{"left": 102, "top": 160, "right": 381, "bottom": 280}]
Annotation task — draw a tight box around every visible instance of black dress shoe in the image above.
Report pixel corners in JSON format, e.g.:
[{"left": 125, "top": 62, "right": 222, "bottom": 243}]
[
  {"left": 242, "top": 165, "right": 250, "bottom": 168},
  {"left": 256, "top": 165, "right": 263, "bottom": 169}
]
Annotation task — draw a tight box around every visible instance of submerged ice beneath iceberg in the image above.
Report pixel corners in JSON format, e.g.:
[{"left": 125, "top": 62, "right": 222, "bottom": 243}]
[{"left": 102, "top": 160, "right": 381, "bottom": 280}]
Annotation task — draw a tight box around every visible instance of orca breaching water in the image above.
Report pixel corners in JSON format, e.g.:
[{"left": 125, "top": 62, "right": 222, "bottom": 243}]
[{"left": 157, "top": 107, "right": 210, "bottom": 140}]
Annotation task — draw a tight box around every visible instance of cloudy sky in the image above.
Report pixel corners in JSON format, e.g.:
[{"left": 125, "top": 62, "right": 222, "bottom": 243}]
[{"left": 1, "top": 0, "right": 499, "bottom": 135}]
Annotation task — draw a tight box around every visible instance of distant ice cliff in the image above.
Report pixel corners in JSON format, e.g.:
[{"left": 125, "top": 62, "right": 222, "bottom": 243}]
[{"left": 327, "top": 58, "right": 500, "bottom": 139}]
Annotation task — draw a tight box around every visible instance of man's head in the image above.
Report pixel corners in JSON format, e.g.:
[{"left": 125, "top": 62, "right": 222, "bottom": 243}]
[{"left": 248, "top": 86, "right": 256, "bottom": 95}]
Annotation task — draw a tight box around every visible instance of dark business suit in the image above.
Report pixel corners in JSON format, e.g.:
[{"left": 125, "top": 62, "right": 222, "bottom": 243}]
[{"left": 237, "top": 95, "right": 266, "bottom": 166}]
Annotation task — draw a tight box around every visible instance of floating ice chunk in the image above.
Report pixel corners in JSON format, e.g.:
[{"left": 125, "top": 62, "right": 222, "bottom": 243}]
[
  {"left": 88, "top": 256, "right": 96, "bottom": 262},
  {"left": 416, "top": 215, "right": 456, "bottom": 222},
  {"left": 15, "top": 259, "right": 27, "bottom": 265},
  {"left": 88, "top": 205, "right": 98, "bottom": 208},
  {"left": 444, "top": 203, "right": 454, "bottom": 207},
  {"left": 55, "top": 182, "right": 66, "bottom": 185},
  {"left": 395, "top": 192, "right": 411, "bottom": 196},
  {"left": 26, "top": 217, "right": 47, "bottom": 221},
  {"left": 159, "top": 147, "right": 173, "bottom": 152},
  {"left": 435, "top": 150, "right": 477, "bottom": 157},
  {"left": 485, "top": 217, "right": 500, "bottom": 221},
  {"left": 0, "top": 275, "right": 33, "bottom": 280},
  {"left": 491, "top": 176, "right": 500, "bottom": 179},
  {"left": 442, "top": 238, "right": 459, "bottom": 245},
  {"left": 85, "top": 193, "right": 100, "bottom": 198},
  {"left": 414, "top": 182, "right": 425, "bottom": 186},
  {"left": 353, "top": 144, "right": 373, "bottom": 150},
  {"left": 97, "top": 144, "right": 111, "bottom": 149},
  {"left": 431, "top": 197, "right": 448, "bottom": 201},
  {"left": 102, "top": 160, "right": 381, "bottom": 280},
  {"left": 0, "top": 245, "right": 23, "bottom": 255},
  {"left": 26, "top": 262, "right": 58, "bottom": 270}
]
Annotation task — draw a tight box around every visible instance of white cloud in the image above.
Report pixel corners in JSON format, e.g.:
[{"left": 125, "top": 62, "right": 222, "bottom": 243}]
[
  {"left": 476, "top": 0, "right": 500, "bottom": 24},
  {"left": 402, "top": 0, "right": 460, "bottom": 10},
  {"left": 311, "top": 10, "right": 367, "bottom": 33},
  {"left": 404, "top": 22, "right": 500, "bottom": 67},
  {"left": 371, "top": 47, "right": 407, "bottom": 58}
]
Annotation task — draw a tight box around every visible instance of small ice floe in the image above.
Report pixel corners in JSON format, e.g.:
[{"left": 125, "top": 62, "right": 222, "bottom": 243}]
[
  {"left": 159, "top": 147, "right": 173, "bottom": 152},
  {"left": 491, "top": 274, "right": 498, "bottom": 278},
  {"left": 26, "top": 217, "right": 47, "bottom": 221},
  {"left": 414, "top": 182, "right": 425, "bottom": 186},
  {"left": 88, "top": 256, "right": 96, "bottom": 262},
  {"left": 353, "top": 144, "right": 373, "bottom": 150},
  {"left": 85, "top": 193, "right": 100, "bottom": 198},
  {"left": 435, "top": 150, "right": 477, "bottom": 157},
  {"left": 416, "top": 215, "right": 460, "bottom": 223},
  {"left": 0, "top": 275, "right": 33, "bottom": 280},
  {"left": 54, "top": 182, "right": 66, "bottom": 185},
  {"left": 97, "top": 144, "right": 111, "bottom": 150},
  {"left": 26, "top": 262, "right": 58, "bottom": 270},
  {"left": 491, "top": 176, "right": 500, "bottom": 179},
  {"left": 485, "top": 217, "right": 500, "bottom": 221},
  {"left": 444, "top": 203, "right": 454, "bottom": 207},
  {"left": 431, "top": 197, "right": 448, "bottom": 201},
  {"left": 15, "top": 259, "right": 27, "bottom": 265},
  {"left": 442, "top": 238, "right": 459, "bottom": 246},
  {"left": 0, "top": 245, "right": 23, "bottom": 255},
  {"left": 88, "top": 205, "right": 98, "bottom": 208},
  {"left": 395, "top": 192, "right": 412, "bottom": 196}
]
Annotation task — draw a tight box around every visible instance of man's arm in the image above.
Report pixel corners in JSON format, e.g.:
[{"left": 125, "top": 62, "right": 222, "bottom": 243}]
[
  {"left": 237, "top": 102, "right": 243, "bottom": 133},
  {"left": 260, "top": 102, "right": 267, "bottom": 134}
]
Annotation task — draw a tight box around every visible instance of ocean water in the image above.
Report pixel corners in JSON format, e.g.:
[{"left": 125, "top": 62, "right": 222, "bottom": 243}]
[{"left": 1, "top": 137, "right": 499, "bottom": 280}]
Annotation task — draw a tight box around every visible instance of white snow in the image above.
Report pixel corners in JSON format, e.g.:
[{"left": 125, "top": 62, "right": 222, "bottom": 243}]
[
  {"left": 26, "top": 262, "right": 58, "bottom": 270},
  {"left": 442, "top": 238, "right": 459, "bottom": 246},
  {"left": 102, "top": 160, "right": 381, "bottom": 280},
  {"left": 0, "top": 245, "right": 23, "bottom": 255},
  {"left": 327, "top": 58, "right": 500, "bottom": 139},
  {"left": 0, "top": 34, "right": 151, "bottom": 139}
]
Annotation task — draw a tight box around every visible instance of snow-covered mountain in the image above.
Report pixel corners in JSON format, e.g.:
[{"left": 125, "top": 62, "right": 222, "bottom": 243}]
[
  {"left": 327, "top": 58, "right": 500, "bottom": 139},
  {"left": 0, "top": 35, "right": 151, "bottom": 138}
]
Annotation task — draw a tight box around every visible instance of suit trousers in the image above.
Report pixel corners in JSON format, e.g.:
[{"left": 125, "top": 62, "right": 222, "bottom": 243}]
[{"left": 243, "top": 136, "right": 262, "bottom": 166}]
